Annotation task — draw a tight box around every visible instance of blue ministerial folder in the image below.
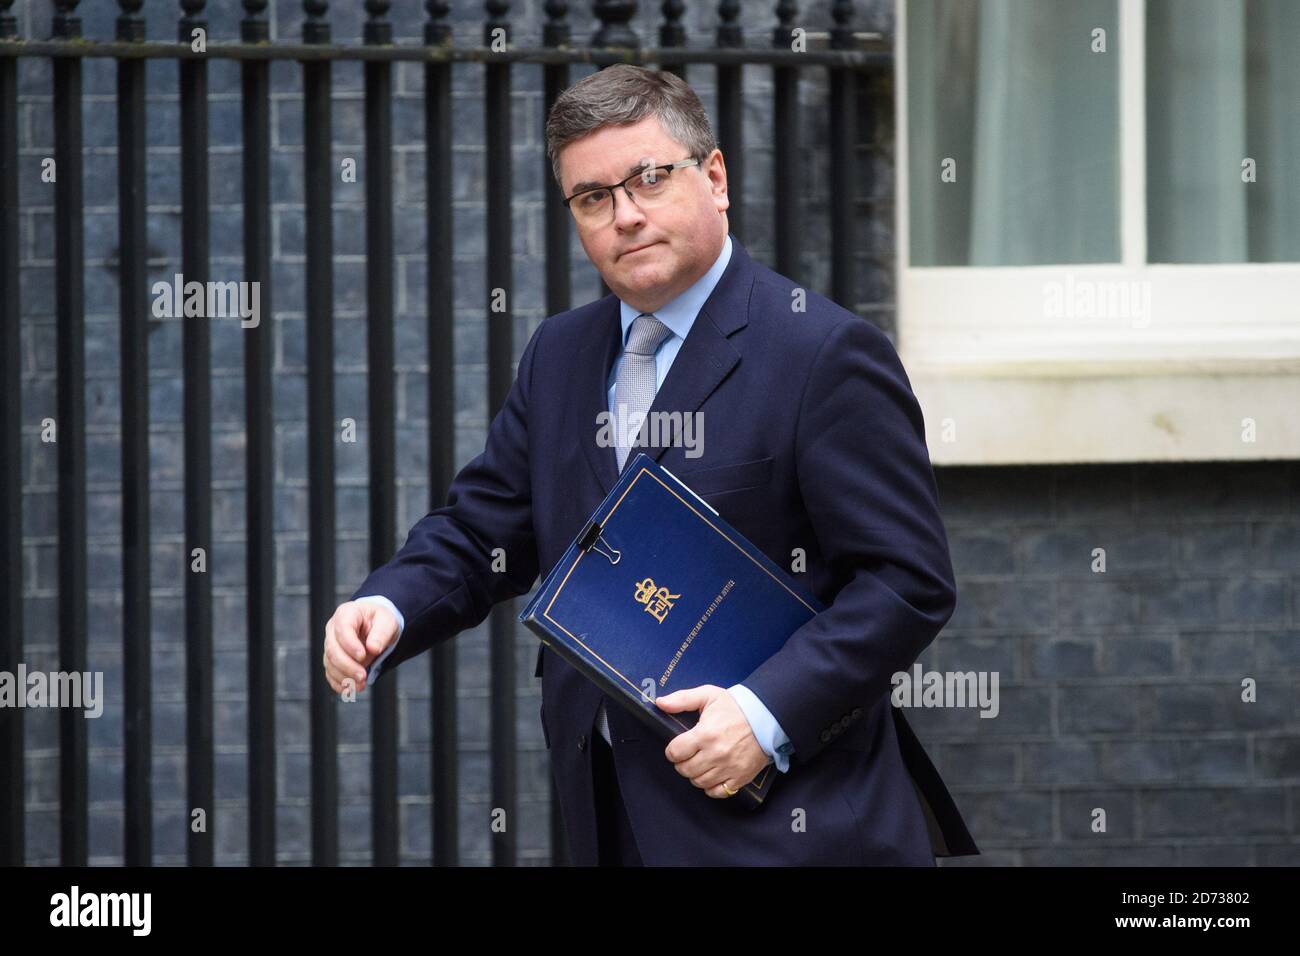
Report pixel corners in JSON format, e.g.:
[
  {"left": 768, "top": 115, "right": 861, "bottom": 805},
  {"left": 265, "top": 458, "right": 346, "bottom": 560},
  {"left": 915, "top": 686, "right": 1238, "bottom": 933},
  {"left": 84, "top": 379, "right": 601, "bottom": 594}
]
[{"left": 519, "top": 452, "right": 825, "bottom": 807}]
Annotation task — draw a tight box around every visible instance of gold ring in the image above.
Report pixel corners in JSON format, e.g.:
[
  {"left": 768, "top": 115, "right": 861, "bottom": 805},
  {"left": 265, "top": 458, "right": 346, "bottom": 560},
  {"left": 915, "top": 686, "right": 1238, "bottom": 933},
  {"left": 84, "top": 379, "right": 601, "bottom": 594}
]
[{"left": 721, "top": 782, "right": 737, "bottom": 796}]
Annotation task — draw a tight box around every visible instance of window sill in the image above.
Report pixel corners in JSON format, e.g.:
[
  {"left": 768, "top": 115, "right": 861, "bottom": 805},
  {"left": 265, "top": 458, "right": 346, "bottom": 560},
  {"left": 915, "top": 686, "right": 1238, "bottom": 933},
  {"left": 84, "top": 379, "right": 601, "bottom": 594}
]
[{"left": 906, "top": 366, "right": 1300, "bottom": 465}]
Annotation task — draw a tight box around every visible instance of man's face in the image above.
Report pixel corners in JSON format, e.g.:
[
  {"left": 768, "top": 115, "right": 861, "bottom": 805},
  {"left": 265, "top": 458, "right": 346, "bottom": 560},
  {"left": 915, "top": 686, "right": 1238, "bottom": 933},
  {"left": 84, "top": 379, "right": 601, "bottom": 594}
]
[{"left": 558, "top": 115, "right": 730, "bottom": 313}]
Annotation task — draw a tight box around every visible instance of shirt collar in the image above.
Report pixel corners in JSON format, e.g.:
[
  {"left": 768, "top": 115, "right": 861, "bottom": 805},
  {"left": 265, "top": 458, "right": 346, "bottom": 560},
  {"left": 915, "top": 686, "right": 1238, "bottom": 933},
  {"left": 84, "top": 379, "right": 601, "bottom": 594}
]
[{"left": 618, "top": 233, "right": 733, "bottom": 347}]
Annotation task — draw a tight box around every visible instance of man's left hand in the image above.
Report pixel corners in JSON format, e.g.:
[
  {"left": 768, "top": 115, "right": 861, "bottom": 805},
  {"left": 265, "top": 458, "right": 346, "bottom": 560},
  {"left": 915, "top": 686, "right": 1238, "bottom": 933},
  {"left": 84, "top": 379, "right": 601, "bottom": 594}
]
[{"left": 656, "top": 685, "right": 771, "bottom": 799}]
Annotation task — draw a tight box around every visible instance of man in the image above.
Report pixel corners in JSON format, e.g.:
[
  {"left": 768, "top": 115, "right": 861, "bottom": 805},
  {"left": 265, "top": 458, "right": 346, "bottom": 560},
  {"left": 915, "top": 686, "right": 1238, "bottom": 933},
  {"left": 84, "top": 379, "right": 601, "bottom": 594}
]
[{"left": 322, "top": 64, "right": 977, "bottom": 866}]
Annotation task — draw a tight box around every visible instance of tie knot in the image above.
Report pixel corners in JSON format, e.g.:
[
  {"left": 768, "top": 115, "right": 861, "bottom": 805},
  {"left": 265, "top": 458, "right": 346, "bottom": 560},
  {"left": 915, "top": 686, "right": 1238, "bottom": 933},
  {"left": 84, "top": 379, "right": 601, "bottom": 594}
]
[{"left": 626, "top": 313, "right": 672, "bottom": 356}]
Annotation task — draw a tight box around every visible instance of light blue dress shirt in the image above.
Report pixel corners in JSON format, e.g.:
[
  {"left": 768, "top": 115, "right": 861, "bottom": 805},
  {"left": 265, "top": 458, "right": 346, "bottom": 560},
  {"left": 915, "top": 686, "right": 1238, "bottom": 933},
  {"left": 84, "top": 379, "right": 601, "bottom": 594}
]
[{"left": 357, "top": 231, "right": 794, "bottom": 773}]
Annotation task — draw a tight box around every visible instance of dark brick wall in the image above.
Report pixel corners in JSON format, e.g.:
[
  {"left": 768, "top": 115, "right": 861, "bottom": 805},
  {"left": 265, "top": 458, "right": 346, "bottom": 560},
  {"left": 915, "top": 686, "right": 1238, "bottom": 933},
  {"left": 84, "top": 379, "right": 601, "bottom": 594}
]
[
  {"left": 927, "top": 462, "right": 1300, "bottom": 865},
  {"left": 11, "top": 0, "right": 1297, "bottom": 865}
]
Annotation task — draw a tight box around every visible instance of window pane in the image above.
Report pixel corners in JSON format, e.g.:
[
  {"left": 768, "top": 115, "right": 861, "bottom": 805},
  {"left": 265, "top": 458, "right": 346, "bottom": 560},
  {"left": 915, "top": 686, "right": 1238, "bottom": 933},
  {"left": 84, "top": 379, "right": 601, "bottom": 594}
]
[
  {"left": 1147, "top": 0, "right": 1300, "bottom": 263},
  {"left": 907, "top": 0, "right": 1120, "bottom": 266}
]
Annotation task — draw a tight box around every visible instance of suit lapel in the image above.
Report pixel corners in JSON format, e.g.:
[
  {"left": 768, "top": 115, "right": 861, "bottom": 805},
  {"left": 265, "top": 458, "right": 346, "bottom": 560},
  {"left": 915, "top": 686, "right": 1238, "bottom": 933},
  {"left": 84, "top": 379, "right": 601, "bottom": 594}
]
[
  {"left": 577, "top": 300, "right": 625, "bottom": 496},
  {"left": 578, "top": 237, "right": 756, "bottom": 498}
]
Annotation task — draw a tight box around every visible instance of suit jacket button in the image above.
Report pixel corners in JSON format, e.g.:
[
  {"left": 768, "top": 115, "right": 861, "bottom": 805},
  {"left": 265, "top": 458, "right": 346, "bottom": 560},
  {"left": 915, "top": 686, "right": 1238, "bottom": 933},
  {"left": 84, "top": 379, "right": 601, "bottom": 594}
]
[
  {"left": 820, "top": 729, "right": 832, "bottom": 743},
  {"left": 851, "top": 707, "right": 862, "bottom": 719},
  {"left": 578, "top": 734, "right": 587, "bottom": 752}
]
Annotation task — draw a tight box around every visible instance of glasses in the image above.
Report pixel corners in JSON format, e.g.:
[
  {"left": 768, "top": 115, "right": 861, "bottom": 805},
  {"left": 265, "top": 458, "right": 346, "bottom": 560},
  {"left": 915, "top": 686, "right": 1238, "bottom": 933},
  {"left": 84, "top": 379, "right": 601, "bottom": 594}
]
[{"left": 563, "top": 158, "right": 701, "bottom": 227}]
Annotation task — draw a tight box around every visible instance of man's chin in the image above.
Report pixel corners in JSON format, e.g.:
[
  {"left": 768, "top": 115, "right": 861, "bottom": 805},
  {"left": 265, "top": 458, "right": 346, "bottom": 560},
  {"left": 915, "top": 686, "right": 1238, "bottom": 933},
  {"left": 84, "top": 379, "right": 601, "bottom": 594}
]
[
  {"left": 613, "top": 274, "right": 670, "bottom": 301},
  {"left": 616, "top": 257, "right": 675, "bottom": 282}
]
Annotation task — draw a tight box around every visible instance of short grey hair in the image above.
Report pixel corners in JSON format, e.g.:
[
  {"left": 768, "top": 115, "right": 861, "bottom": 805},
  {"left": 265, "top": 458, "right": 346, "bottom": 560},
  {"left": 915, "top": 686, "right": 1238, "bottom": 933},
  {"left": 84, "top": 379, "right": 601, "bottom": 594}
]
[{"left": 544, "top": 64, "right": 718, "bottom": 196}]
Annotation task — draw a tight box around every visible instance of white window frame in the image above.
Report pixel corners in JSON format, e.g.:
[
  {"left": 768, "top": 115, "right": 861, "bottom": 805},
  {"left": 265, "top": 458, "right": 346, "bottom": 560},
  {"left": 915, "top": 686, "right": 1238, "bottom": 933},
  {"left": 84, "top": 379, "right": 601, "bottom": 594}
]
[{"left": 895, "top": 0, "right": 1300, "bottom": 465}]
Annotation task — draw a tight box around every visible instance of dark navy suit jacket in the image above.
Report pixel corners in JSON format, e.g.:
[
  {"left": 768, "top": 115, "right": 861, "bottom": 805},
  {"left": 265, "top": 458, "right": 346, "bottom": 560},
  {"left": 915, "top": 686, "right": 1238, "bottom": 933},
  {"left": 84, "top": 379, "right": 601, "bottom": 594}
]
[{"left": 354, "top": 234, "right": 978, "bottom": 865}]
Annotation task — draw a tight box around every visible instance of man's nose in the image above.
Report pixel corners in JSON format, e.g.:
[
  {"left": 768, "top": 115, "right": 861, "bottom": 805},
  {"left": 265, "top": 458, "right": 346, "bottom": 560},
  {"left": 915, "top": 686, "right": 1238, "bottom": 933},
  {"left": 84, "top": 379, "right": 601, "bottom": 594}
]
[{"left": 611, "top": 186, "right": 646, "bottom": 229}]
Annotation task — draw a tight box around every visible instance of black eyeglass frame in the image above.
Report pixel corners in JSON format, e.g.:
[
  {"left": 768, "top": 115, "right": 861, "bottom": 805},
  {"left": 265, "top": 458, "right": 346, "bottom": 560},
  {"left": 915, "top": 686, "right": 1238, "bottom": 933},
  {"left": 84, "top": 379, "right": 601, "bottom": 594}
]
[{"left": 561, "top": 157, "right": 702, "bottom": 214}]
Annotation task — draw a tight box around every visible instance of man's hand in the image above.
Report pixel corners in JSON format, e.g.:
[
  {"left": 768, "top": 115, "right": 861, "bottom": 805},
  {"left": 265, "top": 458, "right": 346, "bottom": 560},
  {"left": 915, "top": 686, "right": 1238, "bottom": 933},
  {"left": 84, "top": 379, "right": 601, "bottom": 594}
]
[
  {"left": 656, "top": 684, "right": 772, "bottom": 799},
  {"left": 322, "top": 600, "right": 399, "bottom": 696}
]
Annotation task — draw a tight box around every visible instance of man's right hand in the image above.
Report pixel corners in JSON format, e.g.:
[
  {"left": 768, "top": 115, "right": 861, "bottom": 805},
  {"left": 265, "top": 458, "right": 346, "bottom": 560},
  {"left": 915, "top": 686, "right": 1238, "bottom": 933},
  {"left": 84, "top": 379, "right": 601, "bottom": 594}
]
[{"left": 323, "top": 600, "right": 400, "bottom": 695}]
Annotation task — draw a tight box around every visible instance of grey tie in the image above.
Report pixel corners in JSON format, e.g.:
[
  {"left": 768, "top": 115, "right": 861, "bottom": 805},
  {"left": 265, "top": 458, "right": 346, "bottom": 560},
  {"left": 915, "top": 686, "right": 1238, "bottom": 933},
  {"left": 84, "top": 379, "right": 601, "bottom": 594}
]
[
  {"left": 597, "top": 312, "right": 672, "bottom": 745},
  {"left": 613, "top": 312, "right": 672, "bottom": 473}
]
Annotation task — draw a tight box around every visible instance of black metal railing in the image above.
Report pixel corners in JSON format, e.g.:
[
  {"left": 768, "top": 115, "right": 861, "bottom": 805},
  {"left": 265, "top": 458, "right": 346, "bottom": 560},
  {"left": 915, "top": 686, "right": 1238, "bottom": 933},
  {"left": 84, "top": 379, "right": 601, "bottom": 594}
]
[{"left": 0, "top": 0, "right": 891, "bottom": 867}]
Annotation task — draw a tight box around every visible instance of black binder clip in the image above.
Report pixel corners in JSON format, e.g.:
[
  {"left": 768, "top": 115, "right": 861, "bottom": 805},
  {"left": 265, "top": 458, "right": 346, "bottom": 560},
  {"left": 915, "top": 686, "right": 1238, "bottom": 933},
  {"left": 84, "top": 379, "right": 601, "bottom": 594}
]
[{"left": 577, "top": 518, "right": 621, "bottom": 566}]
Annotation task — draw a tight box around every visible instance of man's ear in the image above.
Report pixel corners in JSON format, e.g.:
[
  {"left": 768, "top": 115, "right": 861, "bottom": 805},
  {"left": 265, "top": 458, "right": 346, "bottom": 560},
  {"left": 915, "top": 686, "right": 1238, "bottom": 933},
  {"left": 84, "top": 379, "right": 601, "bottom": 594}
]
[{"left": 705, "top": 150, "right": 730, "bottom": 208}]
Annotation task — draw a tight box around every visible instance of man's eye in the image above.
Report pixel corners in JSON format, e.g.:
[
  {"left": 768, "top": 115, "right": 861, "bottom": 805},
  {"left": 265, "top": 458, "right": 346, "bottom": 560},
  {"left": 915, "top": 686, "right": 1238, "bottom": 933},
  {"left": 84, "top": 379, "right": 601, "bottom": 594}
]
[{"left": 579, "top": 190, "right": 610, "bottom": 207}]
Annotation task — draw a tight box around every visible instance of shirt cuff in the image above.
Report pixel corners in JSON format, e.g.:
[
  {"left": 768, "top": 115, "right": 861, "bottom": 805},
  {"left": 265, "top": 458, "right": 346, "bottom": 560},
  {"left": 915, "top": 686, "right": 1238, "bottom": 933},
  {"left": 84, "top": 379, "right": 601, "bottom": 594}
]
[
  {"left": 727, "top": 683, "right": 794, "bottom": 773},
  {"left": 353, "top": 595, "right": 405, "bottom": 685}
]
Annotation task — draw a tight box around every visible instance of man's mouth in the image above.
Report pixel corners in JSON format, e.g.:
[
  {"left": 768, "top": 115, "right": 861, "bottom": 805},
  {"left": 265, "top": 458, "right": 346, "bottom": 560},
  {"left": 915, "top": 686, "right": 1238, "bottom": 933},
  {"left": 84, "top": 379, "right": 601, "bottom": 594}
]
[{"left": 622, "top": 242, "right": 660, "bottom": 257}]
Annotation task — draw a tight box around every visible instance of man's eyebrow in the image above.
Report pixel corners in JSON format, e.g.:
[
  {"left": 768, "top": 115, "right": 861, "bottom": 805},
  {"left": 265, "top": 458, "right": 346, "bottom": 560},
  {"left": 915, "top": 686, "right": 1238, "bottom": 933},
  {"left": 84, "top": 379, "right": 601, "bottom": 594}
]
[{"left": 568, "top": 161, "right": 656, "bottom": 194}]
